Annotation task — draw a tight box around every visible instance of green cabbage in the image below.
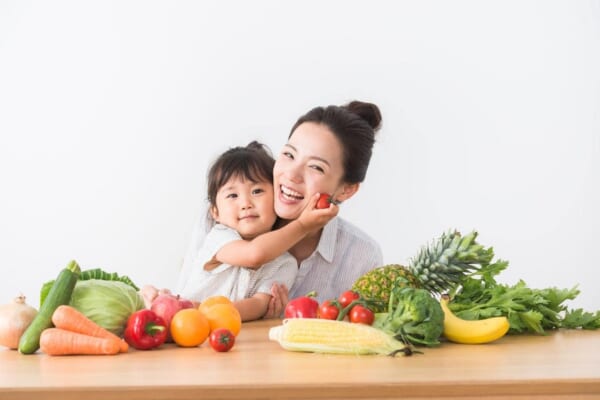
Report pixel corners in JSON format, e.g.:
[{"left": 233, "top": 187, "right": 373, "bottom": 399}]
[{"left": 69, "top": 279, "right": 144, "bottom": 336}]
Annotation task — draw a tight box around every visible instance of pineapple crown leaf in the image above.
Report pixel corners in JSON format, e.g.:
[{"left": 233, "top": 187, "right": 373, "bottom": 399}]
[{"left": 408, "top": 229, "right": 499, "bottom": 294}]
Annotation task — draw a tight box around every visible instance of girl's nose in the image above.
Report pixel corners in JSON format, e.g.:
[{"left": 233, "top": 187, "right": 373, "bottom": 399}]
[{"left": 240, "top": 195, "right": 253, "bottom": 210}]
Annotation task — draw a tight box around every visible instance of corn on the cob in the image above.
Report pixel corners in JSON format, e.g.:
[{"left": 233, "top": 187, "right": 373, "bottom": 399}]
[{"left": 268, "top": 318, "right": 412, "bottom": 356}]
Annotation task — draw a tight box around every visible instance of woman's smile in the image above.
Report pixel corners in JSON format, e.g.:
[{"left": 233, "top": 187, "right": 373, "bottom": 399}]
[{"left": 280, "top": 185, "right": 304, "bottom": 201}]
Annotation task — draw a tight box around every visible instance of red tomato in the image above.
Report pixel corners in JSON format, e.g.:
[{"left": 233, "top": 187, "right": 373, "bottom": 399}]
[
  {"left": 318, "top": 300, "right": 340, "bottom": 320},
  {"left": 316, "top": 193, "right": 332, "bottom": 209},
  {"left": 338, "top": 290, "right": 360, "bottom": 309},
  {"left": 209, "top": 328, "right": 236, "bottom": 352},
  {"left": 349, "top": 305, "right": 375, "bottom": 325}
]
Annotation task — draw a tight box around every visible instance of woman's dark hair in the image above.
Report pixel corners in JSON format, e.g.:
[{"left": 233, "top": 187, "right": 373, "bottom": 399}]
[
  {"left": 290, "top": 100, "right": 382, "bottom": 184},
  {"left": 206, "top": 141, "right": 275, "bottom": 208}
]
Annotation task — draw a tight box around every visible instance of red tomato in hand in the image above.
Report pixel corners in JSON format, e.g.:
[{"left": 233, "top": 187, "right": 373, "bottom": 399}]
[
  {"left": 338, "top": 290, "right": 360, "bottom": 309},
  {"left": 318, "top": 300, "right": 340, "bottom": 320},
  {"left": 209, "top": 328, "right": 235, "bottom": 352},
  {"left": 349, "top": 305, "right": 375, "bottom": 325},
  {"left": 316, "top": 193, "right": 332, "bottom": 209}
]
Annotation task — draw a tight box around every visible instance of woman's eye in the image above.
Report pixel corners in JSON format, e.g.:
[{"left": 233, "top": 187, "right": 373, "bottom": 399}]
[
  {"left": 310, "top": 165, "right": 325, "bottom": 173},
  {"left": 282, "top": 151, "right": 294, "bottom": 160}
]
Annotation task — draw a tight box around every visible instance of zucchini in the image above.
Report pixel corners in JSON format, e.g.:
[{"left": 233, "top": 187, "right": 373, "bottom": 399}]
[{"left": 18, "top": 260, "right": 81, "bottom": 354}]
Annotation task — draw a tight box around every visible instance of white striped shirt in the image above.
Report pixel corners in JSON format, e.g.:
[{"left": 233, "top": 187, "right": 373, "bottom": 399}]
[{"left": 288, "top": 217, "right": 383, "bottom": 304}]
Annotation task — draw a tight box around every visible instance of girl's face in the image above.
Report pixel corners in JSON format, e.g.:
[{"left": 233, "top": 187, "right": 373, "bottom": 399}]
[
  {"left": 273, "top": 122, "right": 359, "bottom": 220},
  {"left": 210, "top": 175, "right": 277, "bottom": 240}
]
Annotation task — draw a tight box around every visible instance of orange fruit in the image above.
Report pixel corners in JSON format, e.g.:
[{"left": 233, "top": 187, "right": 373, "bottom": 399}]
[
  {"left": 170, "top": 308, "right": 210, "bottom": 347},
  {"left": 201, "top": 303, "right": 242, "bottom": 336},
  {"left": 198, "top": 296, "right": 233, "bottom": 316}
]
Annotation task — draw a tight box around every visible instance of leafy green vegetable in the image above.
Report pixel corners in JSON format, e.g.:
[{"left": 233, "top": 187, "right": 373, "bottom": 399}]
[
  {"left": 448, "top": 265, "right": 596, "bottom": 333},
  {"left": 40, "top": 268, "right": 139, "bottom": 307},
  {"left": 373, "top": 287, "right": 444, "bottom": 347},
  {"left": 562, "top": 309, "right": 600, "bottom": 329},
  {"left": 68, "top": 279, "right": 144, "bottom": 336}
]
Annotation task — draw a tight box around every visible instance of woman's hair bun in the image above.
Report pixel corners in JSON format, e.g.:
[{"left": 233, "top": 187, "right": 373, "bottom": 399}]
[{"left": 344, "top": 101, "right": 382, "bottom": 132}]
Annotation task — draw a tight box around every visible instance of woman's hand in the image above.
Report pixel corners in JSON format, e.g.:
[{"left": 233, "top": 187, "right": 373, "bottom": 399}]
[{"left": 263, "top": 283, "right": 290, "bottom": 319}]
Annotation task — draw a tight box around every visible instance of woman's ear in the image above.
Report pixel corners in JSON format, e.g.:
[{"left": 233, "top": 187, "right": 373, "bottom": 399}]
[{"left": 335, "top": 182, "right": 360, "bottom": 203}]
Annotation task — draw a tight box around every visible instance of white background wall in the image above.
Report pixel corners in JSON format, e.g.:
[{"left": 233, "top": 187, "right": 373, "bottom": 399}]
[{"left": 1, "top": 1, "right": 599, "bottom": 312}]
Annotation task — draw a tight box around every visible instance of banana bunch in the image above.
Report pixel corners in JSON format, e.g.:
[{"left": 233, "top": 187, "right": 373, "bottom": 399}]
[{"left": 440, "top": 295, "right": 510, "bottom": 344}]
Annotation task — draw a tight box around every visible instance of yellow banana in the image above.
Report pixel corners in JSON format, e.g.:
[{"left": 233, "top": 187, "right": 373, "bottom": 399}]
[{"left": 440, "top": 295, "right": 510, "bottom": 344}]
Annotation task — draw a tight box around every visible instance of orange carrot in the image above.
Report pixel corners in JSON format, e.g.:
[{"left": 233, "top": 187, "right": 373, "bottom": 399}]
[
  {"left": 40, "top": 328, "right": 120, "bottom": 355},
  {"left": 51, "top": 305, "right": 128, "bottom": 353}
]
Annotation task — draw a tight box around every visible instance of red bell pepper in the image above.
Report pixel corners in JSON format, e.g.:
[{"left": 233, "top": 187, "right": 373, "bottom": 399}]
[
  {"left": 124, "top": 309, "right": 168, "bottom": 350},
  {"left": 284, "top": 291, "right": 319, "bottom": 319}
]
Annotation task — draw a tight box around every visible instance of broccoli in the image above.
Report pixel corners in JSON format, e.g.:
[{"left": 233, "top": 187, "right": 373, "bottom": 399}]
[{"left": 373, "top": 286, "right": 444, "bottom": 347}]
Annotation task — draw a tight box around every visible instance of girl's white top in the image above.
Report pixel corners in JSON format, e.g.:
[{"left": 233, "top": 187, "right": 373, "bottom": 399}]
[
  {"left": 178, "top": 223, "right": 297, "bottom": 302},
  {"left": 177, "top": 214, "right": 382, "bottom": 305}
]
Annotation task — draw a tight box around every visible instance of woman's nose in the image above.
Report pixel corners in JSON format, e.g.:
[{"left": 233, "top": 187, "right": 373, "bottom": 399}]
[{"left": 285, "top": 164, "right": 303, "bottom": 184}]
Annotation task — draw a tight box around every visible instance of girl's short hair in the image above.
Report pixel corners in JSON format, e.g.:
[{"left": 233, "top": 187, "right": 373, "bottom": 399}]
[{"left": 206, "top": 140, "right": 274, "bottom": 208}]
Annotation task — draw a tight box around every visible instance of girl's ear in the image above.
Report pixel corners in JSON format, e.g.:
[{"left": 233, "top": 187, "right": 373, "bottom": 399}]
[
  {"left": 210, "top": 205, "right": 219, "bottom": 222},
  {"left": 335, "top": 182, "right": 360, "bottom": 203}
]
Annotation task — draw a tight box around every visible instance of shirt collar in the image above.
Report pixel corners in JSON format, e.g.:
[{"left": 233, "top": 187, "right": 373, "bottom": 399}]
[{"left": 316, "top": 217, "right": 338, "bottom": 263}]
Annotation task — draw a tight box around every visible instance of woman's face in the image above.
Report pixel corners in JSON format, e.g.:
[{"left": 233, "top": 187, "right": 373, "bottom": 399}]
[{"left": 273, "top": 122, "right": 358, "bottom": 220}]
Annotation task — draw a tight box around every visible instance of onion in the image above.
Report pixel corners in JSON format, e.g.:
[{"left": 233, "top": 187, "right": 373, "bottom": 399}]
[{"left": 0, "top": 295, "right": 38, "bottom": 350}]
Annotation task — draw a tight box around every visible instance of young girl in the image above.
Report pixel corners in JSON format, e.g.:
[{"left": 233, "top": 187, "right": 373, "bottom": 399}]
[{"left": 177, "top": 141, "right": 338, "bottom": 321}]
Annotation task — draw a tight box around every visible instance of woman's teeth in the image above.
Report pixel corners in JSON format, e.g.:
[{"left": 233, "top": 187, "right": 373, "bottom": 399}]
[{"left": 281, "top": 185, "right": 303, "bottom": 200}]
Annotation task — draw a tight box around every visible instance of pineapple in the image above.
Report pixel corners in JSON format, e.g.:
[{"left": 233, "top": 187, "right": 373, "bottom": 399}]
[
  {"left": 352, "top": 264, "right": 420, "bottom": 312},
  {"left": 352, "top": 230, "right": 496, "bottom": 312}
]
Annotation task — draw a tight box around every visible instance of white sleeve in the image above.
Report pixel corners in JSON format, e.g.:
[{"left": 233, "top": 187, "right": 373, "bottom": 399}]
[
  {"left": 251, "top": 253, "right": 298, "bottom": 296},
  {"left": 176, "top": 224, "right": 240, "bottom": 293},
  {"left": 175, "top": 208, "right": 210, "bottom": 293}
]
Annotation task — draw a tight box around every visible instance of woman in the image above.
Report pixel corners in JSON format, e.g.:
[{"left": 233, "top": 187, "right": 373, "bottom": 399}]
[
  {"left": 177, "top": 100, "right": 382, "bottom": 317},
  {"left": 264, "top": 100, "right": 383, "bottom": 317}
]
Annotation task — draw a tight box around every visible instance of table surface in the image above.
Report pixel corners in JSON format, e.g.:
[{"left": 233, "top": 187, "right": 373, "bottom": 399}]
[{"left": 1, "top": 319, "right": 600, "bottom": 400}]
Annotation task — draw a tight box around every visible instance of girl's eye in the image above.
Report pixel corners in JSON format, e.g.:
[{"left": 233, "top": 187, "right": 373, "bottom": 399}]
[
  {"left": 252, "top": 188, "right": 264, "bottom": 195},
  {"left": 225, "top": 193, "right": 238, "bottom": 199}
]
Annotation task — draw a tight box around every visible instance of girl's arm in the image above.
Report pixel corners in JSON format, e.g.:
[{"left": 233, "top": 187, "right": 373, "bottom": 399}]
[
  {"left": 210, "top": 193, "right": 338, "bottom": 270},
  {"left": 234, "top": 293, "right": 271, "bottom": 321}
]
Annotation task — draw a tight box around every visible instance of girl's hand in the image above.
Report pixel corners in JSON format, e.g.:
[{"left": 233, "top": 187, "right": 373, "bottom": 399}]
[
  {"left": 297, "top": 193, "right": 339, "bottom": 232},
  {"left": 140, "top": 285, "right": 159, "bottom": 309},
  {"left": 140, "top": 285, "right": 173, "bottom": 309},
  {"left": 263, "top": 283, "right": 290, "bottom": 319}
]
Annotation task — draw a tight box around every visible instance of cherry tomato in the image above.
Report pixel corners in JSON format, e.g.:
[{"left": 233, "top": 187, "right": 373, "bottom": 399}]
[
  {"left": 209, "top": 328, "right": 236, "bottom": 352},
  {"left": 338, "top": 290, "right": 360, "bottom": 309},
  {"left": 349, "top": 305, "right": 375, "bottom": 325},
  {"left": 316, "top": 193, "right": 332, "bottom": 209},
  {"left": 318, "top": 300, "right": 340, "bottom": 320}
]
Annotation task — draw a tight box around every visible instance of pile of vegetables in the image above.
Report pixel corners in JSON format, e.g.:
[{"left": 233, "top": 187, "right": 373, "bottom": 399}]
[
  {"left": 40, "top": 266, "right": 143, "bottom": 336},
  {"left": 0, "top": 260, "right": 146, "bottom": 355}
]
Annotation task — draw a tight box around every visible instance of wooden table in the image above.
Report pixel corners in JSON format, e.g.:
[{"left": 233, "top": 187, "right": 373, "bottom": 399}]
[{"left": 1, "top": 319, "right": 599, "bottom": 400}]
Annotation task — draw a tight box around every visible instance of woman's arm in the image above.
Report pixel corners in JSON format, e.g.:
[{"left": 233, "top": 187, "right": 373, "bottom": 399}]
[
  {"left": 233, "top": 293, "right": 272, "bottom": 321},
  {"left": 212, "top": 193, "right": 338, "bottom": 269}
]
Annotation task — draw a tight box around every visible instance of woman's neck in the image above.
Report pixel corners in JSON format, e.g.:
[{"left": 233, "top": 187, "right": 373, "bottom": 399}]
[{"left": 278, "top": 218, "right": 323, "bottom": 264}]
